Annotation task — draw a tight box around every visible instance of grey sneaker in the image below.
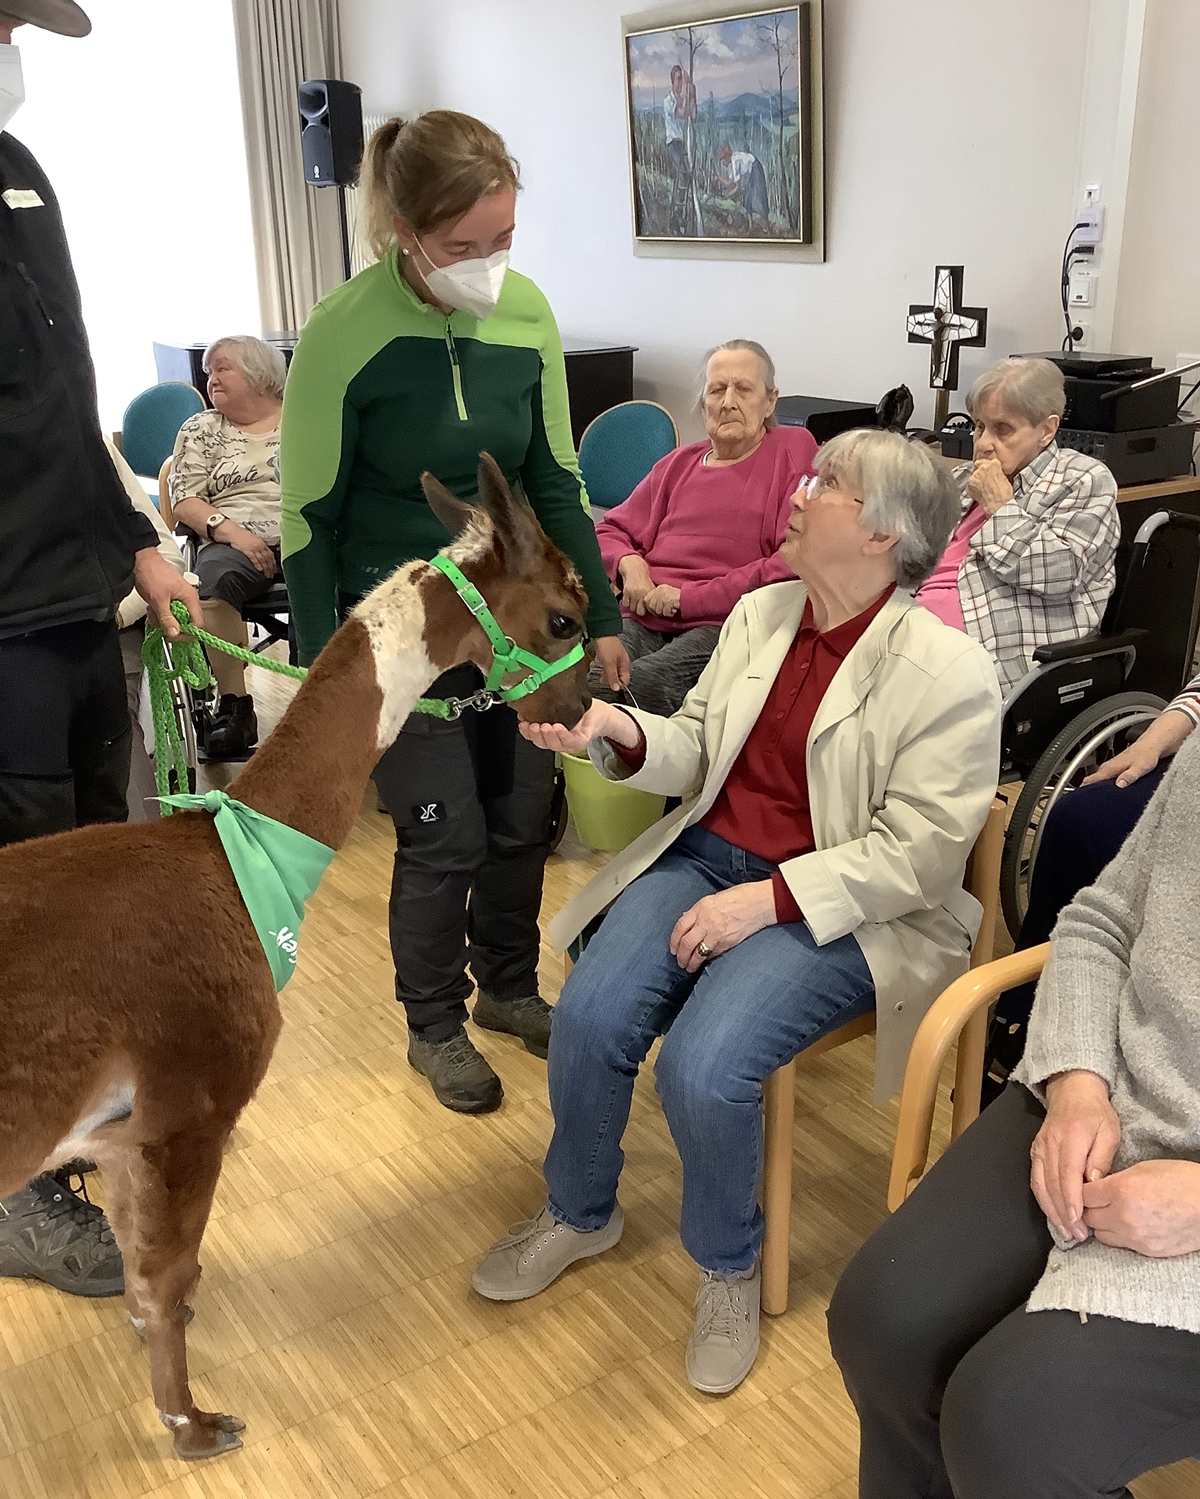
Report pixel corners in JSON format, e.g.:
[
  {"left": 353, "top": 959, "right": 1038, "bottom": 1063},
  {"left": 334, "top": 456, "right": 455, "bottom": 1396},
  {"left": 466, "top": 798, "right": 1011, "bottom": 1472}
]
[
  {"left": 685, "top": 1263, "right": 761, "bottom": 1394},
  {"left": 472, "top": 992, "right": 553, "bottom": 1059},
  {"left": 408, "top": 1027, "right": 503, "bottom": 1113},
  {"left": 473, "top": 1203, "right": 624, "bottom": 1301},
  {"left": 0, "top": 1171, "right": 124, "bottom": 1298}
]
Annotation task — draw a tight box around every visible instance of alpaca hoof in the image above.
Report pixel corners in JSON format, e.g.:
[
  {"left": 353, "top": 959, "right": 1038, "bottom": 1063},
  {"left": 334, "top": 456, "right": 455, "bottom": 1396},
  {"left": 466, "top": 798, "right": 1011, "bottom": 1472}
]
[{"left": 170, "top": 1411, "right": 245, "bottom": 1459}]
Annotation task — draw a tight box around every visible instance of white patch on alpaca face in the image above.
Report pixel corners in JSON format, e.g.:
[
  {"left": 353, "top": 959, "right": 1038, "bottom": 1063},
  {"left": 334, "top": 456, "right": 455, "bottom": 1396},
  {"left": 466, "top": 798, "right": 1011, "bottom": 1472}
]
[{"left": 353, "top": 561, "right": 442, "bottom": 749}]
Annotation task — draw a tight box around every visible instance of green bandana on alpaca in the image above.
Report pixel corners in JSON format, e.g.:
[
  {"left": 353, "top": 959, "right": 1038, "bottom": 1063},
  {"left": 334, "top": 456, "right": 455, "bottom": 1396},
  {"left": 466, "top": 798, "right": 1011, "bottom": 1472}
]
[{"left": 158, "top": 789, "right": 334, "bottom": 990}]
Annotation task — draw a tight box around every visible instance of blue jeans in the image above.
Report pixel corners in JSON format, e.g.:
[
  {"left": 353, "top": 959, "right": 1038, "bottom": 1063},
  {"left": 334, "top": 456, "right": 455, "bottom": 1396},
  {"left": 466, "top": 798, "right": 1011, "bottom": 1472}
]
[{"left": 545, "top": 826, "right": 875, "bottom": 1273}]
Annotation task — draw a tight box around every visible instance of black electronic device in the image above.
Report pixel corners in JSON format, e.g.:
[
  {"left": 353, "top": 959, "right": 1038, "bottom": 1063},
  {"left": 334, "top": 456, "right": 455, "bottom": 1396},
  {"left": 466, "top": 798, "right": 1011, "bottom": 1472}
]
[
  {"left": 775, "top": 395, "right": 878, "bottom": 444},
  {"left": 298, "top": 78, "right": 363, "bottom": 187},
  {"left": 1018, "top": 351, "right": 1153, "bottom": 379},
  {"left": 1057, "top": 423, "right": 1195, "bottom": 486},
  {"left": 1063, "top": 372, "right": 1180, "bottom": 432}
]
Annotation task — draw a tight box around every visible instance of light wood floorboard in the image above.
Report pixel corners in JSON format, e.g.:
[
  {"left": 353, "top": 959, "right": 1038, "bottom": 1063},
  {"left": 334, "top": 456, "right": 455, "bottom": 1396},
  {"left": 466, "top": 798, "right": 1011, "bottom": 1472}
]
[{"left": 2, "top": 657, "right": 1194, "bottom": 1497}]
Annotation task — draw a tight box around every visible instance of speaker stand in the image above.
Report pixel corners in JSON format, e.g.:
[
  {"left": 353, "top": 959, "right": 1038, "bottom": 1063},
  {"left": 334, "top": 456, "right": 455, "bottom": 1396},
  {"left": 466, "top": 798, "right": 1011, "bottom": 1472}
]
[{"left": 336, "top": 185, "right": 352, "bottom": 282}]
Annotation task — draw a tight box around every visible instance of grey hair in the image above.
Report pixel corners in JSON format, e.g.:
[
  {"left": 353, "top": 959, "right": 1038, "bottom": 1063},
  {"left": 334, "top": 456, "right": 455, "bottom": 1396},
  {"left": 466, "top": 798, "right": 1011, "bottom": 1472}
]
[
  {"left": 966, "top": 357, "right": 1065, "bottom": 424},
  {"left": 202, "top": 335, "right": 288, "bottom": 399},
  {"left": 696, "top": 339, "right": 779, "bottom": 428},
  {"left": 814, "top": 428, "right": 960, "bottom": 589}
]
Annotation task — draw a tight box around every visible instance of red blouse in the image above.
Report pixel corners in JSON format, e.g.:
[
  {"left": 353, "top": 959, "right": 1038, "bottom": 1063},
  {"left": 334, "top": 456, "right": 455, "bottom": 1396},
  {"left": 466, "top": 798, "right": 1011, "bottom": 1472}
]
[{"left": 611, "top": 586, "right": 894, "bottom": 924}]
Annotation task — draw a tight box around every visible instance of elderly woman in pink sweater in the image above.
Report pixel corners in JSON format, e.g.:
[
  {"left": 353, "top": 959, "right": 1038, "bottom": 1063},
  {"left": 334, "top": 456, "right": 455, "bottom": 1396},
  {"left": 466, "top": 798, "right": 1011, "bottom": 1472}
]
[{"left": 593, "top": 339, "right": 818, "bottom": 714}]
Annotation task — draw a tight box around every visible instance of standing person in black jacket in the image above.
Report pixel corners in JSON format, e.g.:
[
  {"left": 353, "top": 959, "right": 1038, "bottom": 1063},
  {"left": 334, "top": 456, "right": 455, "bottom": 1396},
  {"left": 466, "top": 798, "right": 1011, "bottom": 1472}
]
[{"left": 0, "top": 0, "right": 203, "bottom": 1298}]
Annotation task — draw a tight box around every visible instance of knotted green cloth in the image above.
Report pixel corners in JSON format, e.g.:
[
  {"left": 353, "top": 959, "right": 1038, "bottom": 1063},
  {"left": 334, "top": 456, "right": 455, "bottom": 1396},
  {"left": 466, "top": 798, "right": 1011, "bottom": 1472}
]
[{"left": 158, "top": 789, "right": 334, "bottom": 990}]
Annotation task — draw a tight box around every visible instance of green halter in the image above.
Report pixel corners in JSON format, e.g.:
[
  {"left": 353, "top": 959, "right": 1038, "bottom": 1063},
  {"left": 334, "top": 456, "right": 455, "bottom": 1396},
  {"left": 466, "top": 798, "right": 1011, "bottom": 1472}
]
[{"left": 414, "top": 553, "right": 587, "bottom": 720}]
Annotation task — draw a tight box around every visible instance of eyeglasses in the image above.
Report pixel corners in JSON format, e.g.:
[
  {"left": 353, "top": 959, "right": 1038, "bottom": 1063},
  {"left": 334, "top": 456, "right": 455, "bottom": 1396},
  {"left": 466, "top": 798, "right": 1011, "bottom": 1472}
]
[{"left": 806, "top": 474, "right": 864, "bottom": 505}]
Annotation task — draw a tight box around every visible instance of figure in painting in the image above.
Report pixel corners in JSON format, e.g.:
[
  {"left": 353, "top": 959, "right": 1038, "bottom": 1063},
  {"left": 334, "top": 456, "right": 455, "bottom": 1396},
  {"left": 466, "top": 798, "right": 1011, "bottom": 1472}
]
[{"left": 716, "top": 143, "right": 771, "bottom": 235}]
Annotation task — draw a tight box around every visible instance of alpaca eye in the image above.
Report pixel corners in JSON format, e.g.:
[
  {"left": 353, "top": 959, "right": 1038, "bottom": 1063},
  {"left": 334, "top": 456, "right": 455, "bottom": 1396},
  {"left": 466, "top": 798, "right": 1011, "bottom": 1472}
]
[{"left": 547, "top": 612, "right": 580, "bottom": 640}]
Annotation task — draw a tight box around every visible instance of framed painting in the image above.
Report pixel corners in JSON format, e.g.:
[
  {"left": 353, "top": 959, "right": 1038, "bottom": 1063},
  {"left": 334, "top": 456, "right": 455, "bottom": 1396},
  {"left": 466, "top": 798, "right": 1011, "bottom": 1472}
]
[{"left": 624, "top": 3, "right": 817, "bottom": 249}]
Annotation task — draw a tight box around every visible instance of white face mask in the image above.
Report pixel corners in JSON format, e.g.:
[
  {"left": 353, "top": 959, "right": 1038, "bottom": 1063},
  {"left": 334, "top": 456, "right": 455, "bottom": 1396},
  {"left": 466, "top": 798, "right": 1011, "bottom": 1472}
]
[
  {"left": 414, "top": 238, "right": 510, "bottom": 321},
  {"left": 0, "top": 45, "right": 25, "bottom": 133}
]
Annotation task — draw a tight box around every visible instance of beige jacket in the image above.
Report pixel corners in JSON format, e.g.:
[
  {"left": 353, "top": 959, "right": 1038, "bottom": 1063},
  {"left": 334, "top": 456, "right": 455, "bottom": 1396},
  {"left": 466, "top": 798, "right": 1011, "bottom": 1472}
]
[{"left": 549, "top": 583, "right": 1002, "bottom": 1101}]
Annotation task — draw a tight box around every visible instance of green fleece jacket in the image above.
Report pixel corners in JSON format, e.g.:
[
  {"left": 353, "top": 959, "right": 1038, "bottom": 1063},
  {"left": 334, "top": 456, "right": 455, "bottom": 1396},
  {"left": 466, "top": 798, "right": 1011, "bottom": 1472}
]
[{"left": 279, "top": 249, "right": 620, "bottom": 665}]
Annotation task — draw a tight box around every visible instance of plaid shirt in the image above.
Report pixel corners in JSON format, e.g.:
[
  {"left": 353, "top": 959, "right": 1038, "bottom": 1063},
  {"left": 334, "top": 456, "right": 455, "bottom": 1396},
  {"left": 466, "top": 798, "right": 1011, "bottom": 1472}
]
[{"left": 953, "top": 444, "right": 1120, "bottom": 699}]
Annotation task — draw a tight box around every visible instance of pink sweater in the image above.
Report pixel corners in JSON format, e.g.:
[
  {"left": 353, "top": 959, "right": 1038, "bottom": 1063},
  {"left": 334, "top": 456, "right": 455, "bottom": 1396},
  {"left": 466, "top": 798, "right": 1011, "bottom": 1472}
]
[{"left": 595, "top": 425, "right": 819, "bottom": 631}]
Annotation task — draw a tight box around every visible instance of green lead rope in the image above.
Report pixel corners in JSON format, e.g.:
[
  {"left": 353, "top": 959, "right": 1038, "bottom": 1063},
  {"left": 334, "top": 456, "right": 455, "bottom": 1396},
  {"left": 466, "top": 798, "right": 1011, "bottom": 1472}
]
[{"left": 141, "top": 558, "right": 585, "bottom": 812}]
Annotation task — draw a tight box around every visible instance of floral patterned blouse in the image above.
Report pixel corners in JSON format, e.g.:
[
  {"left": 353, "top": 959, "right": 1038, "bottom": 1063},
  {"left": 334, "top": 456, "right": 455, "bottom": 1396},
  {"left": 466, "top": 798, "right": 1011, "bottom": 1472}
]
[{"left": 169, "top": 409, "right": 281, "bottom": 543}]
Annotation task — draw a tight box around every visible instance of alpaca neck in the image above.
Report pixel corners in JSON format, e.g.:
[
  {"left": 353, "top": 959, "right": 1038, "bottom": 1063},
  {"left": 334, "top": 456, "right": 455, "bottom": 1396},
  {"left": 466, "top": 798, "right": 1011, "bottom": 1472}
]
[{"left": 229, "top": 559, "right": 479, "bottom": 849}]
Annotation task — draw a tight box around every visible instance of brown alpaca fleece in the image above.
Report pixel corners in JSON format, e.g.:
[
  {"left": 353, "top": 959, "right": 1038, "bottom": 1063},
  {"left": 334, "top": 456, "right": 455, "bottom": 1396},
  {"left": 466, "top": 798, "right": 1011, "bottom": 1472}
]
[{"left": 0, "top": 456, "right": 592, "bottom": 1460}]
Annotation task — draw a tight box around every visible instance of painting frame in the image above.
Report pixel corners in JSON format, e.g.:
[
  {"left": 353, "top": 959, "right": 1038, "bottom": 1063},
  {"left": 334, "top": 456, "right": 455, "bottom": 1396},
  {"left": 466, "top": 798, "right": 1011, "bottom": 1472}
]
[{"left": 622, "top": 0, "right": 825, "bottom": 262}]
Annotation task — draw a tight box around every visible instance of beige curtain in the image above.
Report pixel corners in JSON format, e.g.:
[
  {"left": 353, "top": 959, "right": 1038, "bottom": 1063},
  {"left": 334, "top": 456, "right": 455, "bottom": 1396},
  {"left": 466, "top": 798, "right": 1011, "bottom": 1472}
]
[{"left": 233, "top": 0, "right": 347, "bottom": 333}]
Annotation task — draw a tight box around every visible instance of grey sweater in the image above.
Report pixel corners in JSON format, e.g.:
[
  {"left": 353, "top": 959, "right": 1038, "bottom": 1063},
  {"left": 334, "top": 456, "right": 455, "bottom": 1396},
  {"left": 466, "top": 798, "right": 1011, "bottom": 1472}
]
[{"left": 1013, "top": 734, "right": 1200, "bottom": 1334}]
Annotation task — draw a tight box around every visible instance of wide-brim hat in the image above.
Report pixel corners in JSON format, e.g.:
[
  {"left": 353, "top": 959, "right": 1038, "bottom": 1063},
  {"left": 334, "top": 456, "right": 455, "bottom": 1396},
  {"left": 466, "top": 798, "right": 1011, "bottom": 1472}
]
[{"left": 3, "top": 0, "right": 91, "bottom": 38}]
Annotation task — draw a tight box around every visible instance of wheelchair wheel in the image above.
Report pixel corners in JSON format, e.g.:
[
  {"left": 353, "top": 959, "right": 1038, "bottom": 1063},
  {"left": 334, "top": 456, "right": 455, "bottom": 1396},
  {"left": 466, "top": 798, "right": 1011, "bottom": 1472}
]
[{"left": 999, "top": 691, "right": 1166, "bottom": 939}]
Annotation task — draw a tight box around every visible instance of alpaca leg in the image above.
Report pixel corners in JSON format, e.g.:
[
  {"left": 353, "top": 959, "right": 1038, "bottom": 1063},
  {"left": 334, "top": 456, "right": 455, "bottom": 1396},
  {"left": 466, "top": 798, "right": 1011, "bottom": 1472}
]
[
  {"left": 97, "top": 1149, "right": 149, "bottom": 1334},
  {"left": 127, "top": 1132, "right": 243, "bottom": 1458}
]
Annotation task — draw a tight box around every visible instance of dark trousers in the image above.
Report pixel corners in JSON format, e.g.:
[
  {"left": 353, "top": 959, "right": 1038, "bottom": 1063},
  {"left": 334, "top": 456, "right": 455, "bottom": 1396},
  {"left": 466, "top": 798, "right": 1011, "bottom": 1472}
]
[
  {"left": 828, "top": 1085, "right": 1200, "bottom": 1499},
  {"left": 988, "top": 767, "right": 1169, "bottom": 1089},
  {"left": 0, "top": 618, "right": 130, "bottom": 847},
  {"left": 372, "top": 666, "right": 556, "bottom": 1043}
]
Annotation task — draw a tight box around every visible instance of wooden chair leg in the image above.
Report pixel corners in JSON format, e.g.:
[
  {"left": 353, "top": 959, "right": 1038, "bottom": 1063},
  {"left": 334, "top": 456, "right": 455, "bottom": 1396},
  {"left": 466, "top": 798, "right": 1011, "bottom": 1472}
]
[{"left": 761, "top": 1058, "right": 796, "bottom": 1316}]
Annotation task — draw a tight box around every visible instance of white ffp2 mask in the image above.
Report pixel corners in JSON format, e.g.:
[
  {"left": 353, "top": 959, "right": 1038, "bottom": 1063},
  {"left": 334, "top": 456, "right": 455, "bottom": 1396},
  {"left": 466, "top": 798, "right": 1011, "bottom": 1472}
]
[
  {"left": 414, "top": 239, "right": 510, "bottom": 321},
  {"left": 0, "top": 45, "right": 25, "bottom": 133}
]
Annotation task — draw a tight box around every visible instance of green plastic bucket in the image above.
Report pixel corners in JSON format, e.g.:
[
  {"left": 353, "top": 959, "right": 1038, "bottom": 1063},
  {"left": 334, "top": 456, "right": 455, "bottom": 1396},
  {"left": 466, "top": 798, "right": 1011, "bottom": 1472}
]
[{"left": 561, "top": 753, "right": 666, "bottom": 852}]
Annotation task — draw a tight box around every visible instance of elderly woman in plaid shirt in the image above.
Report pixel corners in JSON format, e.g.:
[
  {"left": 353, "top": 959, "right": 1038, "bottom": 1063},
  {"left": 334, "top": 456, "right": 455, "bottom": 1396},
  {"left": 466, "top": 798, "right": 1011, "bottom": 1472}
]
[{"left": 916, "top": 357, "right": 1119, "bottom": 698}]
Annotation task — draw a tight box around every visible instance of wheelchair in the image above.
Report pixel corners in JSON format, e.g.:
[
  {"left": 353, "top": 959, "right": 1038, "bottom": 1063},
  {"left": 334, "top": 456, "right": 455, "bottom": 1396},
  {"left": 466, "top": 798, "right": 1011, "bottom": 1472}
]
[{"left": 997, "top": 507, "right": 1200, "bottom": 937}]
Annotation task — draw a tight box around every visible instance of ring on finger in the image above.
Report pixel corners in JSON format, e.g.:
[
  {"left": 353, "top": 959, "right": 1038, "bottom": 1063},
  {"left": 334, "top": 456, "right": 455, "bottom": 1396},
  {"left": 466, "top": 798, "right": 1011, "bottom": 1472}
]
[{"left": 696, "top": 941, "right": 712, "bottom": 959}]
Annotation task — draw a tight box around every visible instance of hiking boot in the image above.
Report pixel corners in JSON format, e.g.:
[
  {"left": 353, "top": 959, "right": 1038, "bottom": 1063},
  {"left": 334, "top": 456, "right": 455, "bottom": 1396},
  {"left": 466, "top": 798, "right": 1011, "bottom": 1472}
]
[
  {"left": 407, "top": 1027, "right": 503, "bottom": 1113},
  {"left": 472, "top": 992, "right": 553, "bottom": 1059},
  {"left": 0, "top": 1172, "right": 125, "bottom": 1298},
  {"left": 204, "top": 693, "right": 258, "bottom": 759},
  {"left": 685, "top": 1263, "right": 761, "bottom": 1394},
  {"left": 473, "top": 1202, "right": 624, "bottom": 1301}
]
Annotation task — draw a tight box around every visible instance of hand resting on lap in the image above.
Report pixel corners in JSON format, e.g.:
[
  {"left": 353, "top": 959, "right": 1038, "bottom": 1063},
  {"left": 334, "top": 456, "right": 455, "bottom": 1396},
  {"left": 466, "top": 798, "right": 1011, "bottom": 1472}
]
[
  {"left": 1030, "top": 1070, "right": 1121, "bottom": 1242},
  {"left": 1083, "top": 1160, "right": 1200, "bottom": 1257}
]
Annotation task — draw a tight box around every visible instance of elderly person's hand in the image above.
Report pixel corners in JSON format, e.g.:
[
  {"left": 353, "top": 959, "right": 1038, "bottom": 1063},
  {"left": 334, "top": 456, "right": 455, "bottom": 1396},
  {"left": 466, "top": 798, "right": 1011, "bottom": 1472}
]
[
  {"left": 518, "top": 698, "right": 636, "bottom": 756},
  {"left": 133, "top": 548, "right": 204, "bottom": 640},
  {"left": 212, "top": 518, "right": 278, "bottom": 578},
  {"left": 670, "top": 883, "right": 777, "bottom": 972},
  {"left": 1082, "top": 1159, "right": 1200, "bottom": 1257},
  {"left": 966, "top": 457, "right": 1014, "bottom": 517},
  {"left": 592, "top": 635, "right": 631, "bottom": 691},
  {"left": 644, "top": 584, "right": 681, "bottom": 618},
  {"left": 1030, "top": 1070, "right": 1121, "bottom": 1242},
  {"left": 1084, "top": 707, "right": 1194, "bottom": 788},
  {"left": 618, "top": 554, "right": 655, "bottom": 614}
]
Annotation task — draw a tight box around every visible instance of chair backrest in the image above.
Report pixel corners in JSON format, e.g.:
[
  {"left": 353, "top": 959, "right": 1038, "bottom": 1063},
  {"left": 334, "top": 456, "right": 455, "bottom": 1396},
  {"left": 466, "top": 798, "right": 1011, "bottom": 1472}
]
[
  {"left": 121, "top": 383, "right": 205, "bottom": 479},
  {"left": 578, "top": 401, "right": 679, "bottom": 510}
]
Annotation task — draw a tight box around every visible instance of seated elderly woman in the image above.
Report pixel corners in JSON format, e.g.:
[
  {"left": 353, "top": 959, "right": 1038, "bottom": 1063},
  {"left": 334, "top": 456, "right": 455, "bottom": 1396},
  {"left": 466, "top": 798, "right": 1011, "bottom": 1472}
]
[
  {"left": 168, "top": 335, "right": 286, "bottom": 758},
  {"left": 472, "top": 430, "right": 1002, "bottom": 1394},
  {"left": 592, "top": 339, "right": 817, "bottom": 715},
  {"left": 917, "top": 356, "right": 1120, "bottom": 697},
  {"left": 829, "top": 737, "right": 1200, "bottom": 1499}
]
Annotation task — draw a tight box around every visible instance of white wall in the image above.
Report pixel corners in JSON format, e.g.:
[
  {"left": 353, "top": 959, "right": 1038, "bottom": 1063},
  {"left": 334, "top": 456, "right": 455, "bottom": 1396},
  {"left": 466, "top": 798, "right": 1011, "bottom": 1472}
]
[
  {"left": 13, "top": 0, "right": 259, "bottom": 433},
  {"left": 1114, "top": 0, "right": 1200, "bottom": 374},
  {"left": 341, "top": 0, "right": 1091, "bottom": 436}
]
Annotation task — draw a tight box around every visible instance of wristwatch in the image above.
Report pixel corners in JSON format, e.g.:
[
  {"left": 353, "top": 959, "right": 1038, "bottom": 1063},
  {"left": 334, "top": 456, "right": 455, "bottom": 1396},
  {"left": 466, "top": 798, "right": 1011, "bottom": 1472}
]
[{"left": 204, "top": 512, "right": 228, "bottom": 540}]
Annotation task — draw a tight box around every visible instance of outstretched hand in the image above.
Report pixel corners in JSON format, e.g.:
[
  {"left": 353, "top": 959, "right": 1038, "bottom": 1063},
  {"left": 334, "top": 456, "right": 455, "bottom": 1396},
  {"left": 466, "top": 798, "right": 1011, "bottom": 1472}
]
[{"left": 518, "top": 700, "right": 638, "bottom": 756}]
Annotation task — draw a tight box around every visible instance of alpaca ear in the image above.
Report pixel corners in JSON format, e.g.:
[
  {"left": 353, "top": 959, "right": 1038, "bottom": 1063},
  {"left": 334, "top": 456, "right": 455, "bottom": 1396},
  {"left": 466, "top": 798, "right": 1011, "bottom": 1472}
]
[
  {"left": 476, "top": 452, "right": 542, "bottom": 576},
  {"left": 421, "top": 471, "right": 478, "bottom": 540}
]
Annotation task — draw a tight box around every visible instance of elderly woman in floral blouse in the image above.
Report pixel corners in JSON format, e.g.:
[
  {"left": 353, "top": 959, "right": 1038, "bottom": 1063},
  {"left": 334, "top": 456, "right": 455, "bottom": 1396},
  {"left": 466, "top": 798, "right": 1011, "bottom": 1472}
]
[{"left": 168, "top": 335, "right": 285, "bottom": 757}]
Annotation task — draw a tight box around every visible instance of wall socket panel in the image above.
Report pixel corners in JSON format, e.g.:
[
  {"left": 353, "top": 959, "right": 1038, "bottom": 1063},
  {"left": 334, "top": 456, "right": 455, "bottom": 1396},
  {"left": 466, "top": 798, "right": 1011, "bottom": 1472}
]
[
  {"left": 1073, "top": 205, "right": 1106, "bottom": 245},
  {"left": 1068, "top": 267, "right": 1096, "bottom": 305}
]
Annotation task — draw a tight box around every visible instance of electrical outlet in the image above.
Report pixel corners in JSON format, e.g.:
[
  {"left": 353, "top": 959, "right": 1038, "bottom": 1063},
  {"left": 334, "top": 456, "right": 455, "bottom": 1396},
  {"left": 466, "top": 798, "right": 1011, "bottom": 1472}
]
[
  {"left": 1072, "top": 320, "right": 1092, "bottom": 350},
  {"left": 1084, "top": 182, "right": 1102, "bottom": 205},
  {"left": 1073, "top": 206, "right": 1106, "bottom": 245},
  {"left": 1069, "top": 268, "right": 1096, "bottom": 306}
]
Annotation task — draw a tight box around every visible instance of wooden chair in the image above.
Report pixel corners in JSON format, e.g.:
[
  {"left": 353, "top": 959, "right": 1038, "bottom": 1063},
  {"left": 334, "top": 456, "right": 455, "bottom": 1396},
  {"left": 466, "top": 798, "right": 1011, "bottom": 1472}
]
[
  {"left": 760, "top": 797, "right": 1008, "bottom": 1315},
  {"left": 158, "top": 456, "right": 175, "bottom": 524},
  {"left": 886, "top": 942, "right": 1049, "bottom": 1212}
]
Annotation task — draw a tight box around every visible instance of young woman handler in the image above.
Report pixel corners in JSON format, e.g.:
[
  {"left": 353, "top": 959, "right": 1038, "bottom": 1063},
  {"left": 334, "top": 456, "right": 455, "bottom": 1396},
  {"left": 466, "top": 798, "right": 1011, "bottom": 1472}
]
[{"left": 281, "top": 112, "right": 627, "bottom": 1113}]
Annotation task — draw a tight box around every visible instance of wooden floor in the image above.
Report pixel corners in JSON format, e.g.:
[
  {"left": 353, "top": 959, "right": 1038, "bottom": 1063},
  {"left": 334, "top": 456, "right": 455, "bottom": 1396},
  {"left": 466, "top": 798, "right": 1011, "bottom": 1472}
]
[{"left": 1, "top": 659, "right": 1195, "bottom": 1499}]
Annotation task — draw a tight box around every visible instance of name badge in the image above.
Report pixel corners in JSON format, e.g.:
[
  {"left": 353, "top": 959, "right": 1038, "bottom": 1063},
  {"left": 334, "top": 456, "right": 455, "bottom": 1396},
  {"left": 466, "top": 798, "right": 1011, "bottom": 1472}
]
[{"left": 2, "top": 188, "right": 44, "bottom": 209}]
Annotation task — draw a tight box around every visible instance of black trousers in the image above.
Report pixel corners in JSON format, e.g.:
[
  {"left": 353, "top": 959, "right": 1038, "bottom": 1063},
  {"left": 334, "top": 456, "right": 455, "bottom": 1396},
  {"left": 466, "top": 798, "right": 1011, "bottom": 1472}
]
[
  {"left": 828, "top": 1085, "right": 1200, "bottom": 1499},
  {"left": 987, "top": 767, "right": 1169, "bottom": 1091},
  {"left": 0, "top": 618, "right": 130, "bottom": 848},
  {"left": 372, "top": 665, "right": 556, "bottom": 1043}
]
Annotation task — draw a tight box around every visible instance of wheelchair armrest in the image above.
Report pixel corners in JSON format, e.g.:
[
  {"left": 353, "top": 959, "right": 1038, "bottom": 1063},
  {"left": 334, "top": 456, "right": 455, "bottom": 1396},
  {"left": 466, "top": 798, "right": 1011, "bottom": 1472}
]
[{"left": 1031, "top": 627, "right": 1147, "bottom": 665}]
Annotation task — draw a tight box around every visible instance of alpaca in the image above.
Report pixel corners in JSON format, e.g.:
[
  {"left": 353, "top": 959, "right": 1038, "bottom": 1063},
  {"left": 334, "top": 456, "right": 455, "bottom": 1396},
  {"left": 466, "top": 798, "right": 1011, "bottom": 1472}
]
[{"left": 0, "top": 456, "right": 592, "bottom": 1458}]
